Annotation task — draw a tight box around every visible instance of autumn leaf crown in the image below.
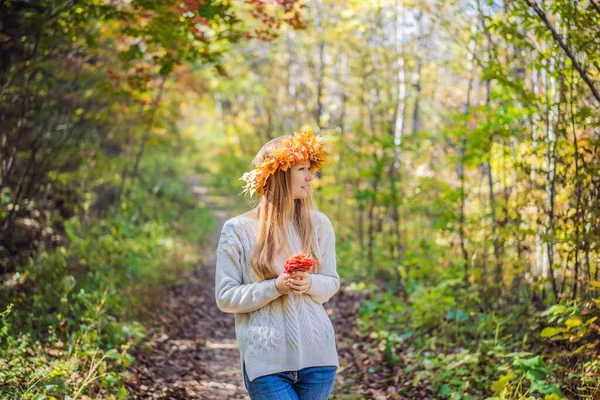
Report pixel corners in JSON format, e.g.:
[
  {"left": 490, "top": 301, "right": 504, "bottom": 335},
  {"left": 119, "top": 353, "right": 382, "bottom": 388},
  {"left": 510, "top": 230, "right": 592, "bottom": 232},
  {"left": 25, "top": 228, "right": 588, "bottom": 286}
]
[{"left": 239, "top": 129, "right": 329, "bottom": 198}]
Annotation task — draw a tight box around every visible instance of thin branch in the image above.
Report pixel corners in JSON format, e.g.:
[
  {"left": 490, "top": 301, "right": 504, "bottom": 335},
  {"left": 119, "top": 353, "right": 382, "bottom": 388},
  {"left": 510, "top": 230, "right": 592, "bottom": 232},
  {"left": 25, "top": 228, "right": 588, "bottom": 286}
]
[
  {"left": 524, "top": 0, "right": 600, "bottom": 104},
  {"left": 590, "top": 0, "right": 600, "bottom": 16},
  {"left": 119, "top": 75, "right": 167, "bottom": 201}
]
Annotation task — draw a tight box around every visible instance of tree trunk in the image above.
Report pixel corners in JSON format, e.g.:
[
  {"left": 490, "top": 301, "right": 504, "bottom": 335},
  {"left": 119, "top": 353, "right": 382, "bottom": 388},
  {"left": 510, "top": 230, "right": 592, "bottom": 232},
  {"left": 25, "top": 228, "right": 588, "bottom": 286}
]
[
  {"left": 313, "top": 0, "right": 325, "bottom": 130},
  {"left": 336, "top": 52, "right": 349, "bottom": 225},
  {"left": 458, "top": 18, "right": 478, "bottom": 284},
  {"left": 542, "top": 40, "right": 560, "bottom": 301},
  {"left": 387, "top": 0, "right": 406, "bottom": 292}
]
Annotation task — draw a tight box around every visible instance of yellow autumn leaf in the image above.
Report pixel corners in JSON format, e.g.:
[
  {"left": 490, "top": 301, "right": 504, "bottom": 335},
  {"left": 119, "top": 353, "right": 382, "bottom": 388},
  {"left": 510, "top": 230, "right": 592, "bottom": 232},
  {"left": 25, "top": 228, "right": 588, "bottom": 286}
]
[
  {"left": 541, "top": 327, "right": 567, "bottom": 338},
  {"left": 565, "top": 318, "right": 582, "bottom": 329}
]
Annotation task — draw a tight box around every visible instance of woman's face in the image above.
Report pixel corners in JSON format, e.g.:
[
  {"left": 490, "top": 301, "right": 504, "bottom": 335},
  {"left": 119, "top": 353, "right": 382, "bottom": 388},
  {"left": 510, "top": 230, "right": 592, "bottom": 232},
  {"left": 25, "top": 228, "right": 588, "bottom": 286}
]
[{"left": 290, "top": 160, "right": 314, "bottom": 199}]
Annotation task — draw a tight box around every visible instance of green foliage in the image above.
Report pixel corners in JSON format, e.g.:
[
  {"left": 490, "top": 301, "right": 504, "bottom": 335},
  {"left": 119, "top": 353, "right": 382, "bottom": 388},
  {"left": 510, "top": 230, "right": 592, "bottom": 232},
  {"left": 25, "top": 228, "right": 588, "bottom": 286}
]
[
  {"left": 488, "top": 355, "right": 563, "bottom": 399},
  {"left": 410, "top": 279, "right": 477, "bottom": 334},
  {"left": 358, "top": 291, "right": 410, "bottom": 366},
  {"left": 355, "top": 277, "right": 582, "bottom": 399},
  {"left": 0, "top": 146, "right": 215, "bottom": 397},
  {"left": 539, "top": 301, "right": 599, "bottom": 343},
  {"left": 535, "top": 300, "right": 600, "bottom": 396}
]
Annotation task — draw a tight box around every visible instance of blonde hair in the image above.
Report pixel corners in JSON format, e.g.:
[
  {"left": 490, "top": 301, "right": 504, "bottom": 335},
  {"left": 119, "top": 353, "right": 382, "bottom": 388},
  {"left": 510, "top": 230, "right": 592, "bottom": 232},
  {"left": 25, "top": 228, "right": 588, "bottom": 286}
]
[{"left": 244, "top": 136, "right": 322, "bottom": 281}]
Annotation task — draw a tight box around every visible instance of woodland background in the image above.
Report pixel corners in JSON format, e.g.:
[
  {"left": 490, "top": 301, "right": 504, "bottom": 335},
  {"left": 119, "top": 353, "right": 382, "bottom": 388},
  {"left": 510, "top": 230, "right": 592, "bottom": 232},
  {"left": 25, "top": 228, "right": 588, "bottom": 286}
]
[{"left": 1, "top": 0, "right": 599, "bottom": 398}]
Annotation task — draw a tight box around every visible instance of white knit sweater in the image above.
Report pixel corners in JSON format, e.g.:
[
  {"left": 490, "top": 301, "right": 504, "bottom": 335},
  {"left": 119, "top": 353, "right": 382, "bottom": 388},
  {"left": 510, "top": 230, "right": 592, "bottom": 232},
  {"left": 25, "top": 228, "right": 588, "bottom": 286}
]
[{"left": 214, "top": 210, "right": 340, "bottom": 382}]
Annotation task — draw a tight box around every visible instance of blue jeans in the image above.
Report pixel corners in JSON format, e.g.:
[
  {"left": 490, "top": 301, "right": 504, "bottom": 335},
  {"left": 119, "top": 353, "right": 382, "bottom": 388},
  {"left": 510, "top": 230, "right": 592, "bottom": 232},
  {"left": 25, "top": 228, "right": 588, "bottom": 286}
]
[{"left": 243, "top": 361, "right": 337, "bottom": 400}]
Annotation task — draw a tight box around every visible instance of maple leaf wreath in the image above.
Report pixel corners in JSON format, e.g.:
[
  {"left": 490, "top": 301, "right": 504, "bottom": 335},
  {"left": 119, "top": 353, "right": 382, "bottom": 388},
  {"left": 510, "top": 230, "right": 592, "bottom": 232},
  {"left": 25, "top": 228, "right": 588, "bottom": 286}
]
[{"left": 239, "top": 129, "right": 329, "bottom": 198}]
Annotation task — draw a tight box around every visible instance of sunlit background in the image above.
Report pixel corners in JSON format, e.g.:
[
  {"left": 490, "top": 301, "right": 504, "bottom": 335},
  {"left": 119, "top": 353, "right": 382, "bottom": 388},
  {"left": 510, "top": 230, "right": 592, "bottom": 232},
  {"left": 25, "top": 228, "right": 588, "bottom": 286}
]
[{"left": 1, "top": 0, "right": 599, "bottom": 398}]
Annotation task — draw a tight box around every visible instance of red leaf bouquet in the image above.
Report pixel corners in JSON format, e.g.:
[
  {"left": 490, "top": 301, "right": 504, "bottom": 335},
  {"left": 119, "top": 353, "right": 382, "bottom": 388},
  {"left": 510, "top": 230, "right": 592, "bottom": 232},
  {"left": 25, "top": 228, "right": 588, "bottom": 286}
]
[{"left": 284, "top": 252, "right": 316, "bottom": 274}]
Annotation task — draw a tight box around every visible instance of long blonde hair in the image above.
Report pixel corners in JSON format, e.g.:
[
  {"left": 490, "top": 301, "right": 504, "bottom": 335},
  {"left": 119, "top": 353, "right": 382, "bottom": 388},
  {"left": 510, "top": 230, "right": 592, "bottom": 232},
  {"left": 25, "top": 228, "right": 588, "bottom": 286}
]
[{"left": 244, "top": 136, "right": 322, "bottom": 281}]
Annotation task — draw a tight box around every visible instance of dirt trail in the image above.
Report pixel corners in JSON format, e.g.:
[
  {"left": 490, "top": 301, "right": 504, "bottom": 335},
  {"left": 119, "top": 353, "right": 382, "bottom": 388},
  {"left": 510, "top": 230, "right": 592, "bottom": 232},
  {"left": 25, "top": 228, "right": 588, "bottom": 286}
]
[{"left": 123, "top": 176, "right": 432, "bottom": 399}]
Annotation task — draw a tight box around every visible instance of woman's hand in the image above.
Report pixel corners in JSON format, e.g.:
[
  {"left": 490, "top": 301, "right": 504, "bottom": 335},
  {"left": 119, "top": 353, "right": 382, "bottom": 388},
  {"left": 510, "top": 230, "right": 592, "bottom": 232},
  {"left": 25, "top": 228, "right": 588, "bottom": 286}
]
[
  {"left": 275, "top": 273, "right": 294, "bottom": 295},
  {"left": 285, "top": 271, "right": 312, "bottom": 295}
]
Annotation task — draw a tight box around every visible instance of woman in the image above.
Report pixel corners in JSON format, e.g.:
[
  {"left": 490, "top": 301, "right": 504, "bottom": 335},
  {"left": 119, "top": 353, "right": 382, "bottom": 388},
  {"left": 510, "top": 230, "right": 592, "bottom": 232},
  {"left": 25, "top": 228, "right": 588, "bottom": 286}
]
[{"left": 214, "top": 129, "right": 340, "bottom": 400}]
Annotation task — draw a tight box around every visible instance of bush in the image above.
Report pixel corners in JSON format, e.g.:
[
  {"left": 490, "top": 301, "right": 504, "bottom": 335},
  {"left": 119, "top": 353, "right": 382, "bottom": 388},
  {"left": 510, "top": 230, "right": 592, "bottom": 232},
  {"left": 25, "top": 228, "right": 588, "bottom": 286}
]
[{"left": 0, "top": 149, "right": 215, "bottom": 398}]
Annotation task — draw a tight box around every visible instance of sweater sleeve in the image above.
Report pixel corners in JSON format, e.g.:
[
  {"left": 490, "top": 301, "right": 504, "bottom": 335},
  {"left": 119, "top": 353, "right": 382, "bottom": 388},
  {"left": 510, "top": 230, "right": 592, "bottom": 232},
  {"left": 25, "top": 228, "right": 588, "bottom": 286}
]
[
  {"left": 215, "top": 219, "right": 282, "bottom": 314},
  {"left": 307, "top": 212, "right": 341, "bottom": 305}
]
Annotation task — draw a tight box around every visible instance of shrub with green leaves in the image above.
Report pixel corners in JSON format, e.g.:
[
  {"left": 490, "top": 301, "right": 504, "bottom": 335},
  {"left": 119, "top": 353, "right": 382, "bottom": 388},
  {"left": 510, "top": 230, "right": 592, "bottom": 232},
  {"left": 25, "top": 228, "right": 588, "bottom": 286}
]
[{"left": 0, "top": 148, "right": 215, "bottom": 398}]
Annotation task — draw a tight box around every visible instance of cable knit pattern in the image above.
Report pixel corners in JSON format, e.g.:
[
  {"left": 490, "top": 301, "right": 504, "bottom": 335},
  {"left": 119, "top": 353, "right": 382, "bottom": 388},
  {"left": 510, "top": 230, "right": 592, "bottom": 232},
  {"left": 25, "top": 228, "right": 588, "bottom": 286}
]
[
  {"left": 244, "top": 301, "right": 285, "bottom": 358},
  {"left": 283, "top": 294, "right": 302, "bottom": 350},
  {"left": 214, "top": 210, "right": 341, "bottom": 382}
]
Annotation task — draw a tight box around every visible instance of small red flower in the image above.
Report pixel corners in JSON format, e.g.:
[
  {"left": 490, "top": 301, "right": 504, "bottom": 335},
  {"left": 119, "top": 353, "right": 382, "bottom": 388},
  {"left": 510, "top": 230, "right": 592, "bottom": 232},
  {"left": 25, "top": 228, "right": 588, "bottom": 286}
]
[{"left": 284, "top": 252, "right": 316, "bottom": 274}]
